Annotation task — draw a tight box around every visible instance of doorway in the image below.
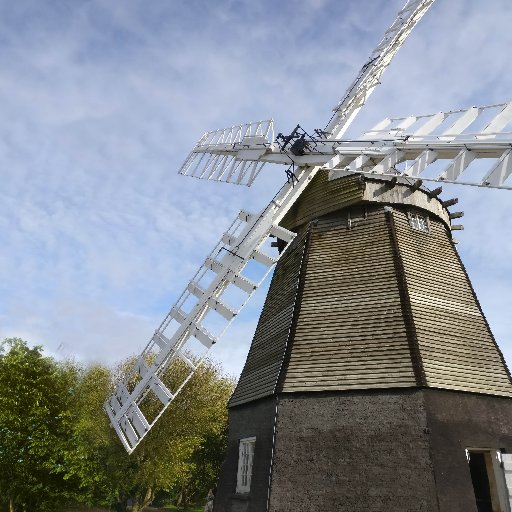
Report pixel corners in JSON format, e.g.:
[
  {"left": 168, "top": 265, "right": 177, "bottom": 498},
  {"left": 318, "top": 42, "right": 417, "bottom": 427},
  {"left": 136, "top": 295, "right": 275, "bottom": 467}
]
[{"left": 467, "top": 449, "right": 510, "bottom": 512}]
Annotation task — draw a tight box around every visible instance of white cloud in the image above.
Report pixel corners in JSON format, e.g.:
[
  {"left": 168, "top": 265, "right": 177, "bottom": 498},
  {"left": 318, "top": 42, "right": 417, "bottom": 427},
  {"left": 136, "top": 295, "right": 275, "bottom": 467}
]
[{"left": 0, "top": 0, "right": 510, "bottom": 380}]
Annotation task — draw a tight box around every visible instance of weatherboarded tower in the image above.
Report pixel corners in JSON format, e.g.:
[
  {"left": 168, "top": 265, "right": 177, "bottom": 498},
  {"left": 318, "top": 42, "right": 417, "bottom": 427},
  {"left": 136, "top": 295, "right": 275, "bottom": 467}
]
[{"left": 215, "top": 173, "right": 512, "bottom": 512}]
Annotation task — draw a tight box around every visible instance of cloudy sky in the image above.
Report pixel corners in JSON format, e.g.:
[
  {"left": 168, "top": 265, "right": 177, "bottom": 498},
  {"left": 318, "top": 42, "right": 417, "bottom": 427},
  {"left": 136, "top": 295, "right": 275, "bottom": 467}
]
[{"left": 0, "top": 0, "right": 511, "bottom": 378}]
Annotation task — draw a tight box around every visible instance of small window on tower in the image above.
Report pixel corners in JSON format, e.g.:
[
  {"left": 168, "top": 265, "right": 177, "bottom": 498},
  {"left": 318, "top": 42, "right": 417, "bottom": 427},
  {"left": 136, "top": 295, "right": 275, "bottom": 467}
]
[
  {"left": 409, "top": 212, "right": 430, "bottom": 233},
  {"left": 236, "top": 437, "right": 256, "bottom": 494}
]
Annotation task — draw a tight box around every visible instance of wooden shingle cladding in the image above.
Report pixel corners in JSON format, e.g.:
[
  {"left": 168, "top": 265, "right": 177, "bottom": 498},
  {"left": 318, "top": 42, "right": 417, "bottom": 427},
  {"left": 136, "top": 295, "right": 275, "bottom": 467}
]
[
  {"left": 229, "top": 230, "right": 309, "bottom": 407},
  {"left": 278, "top": 203, "right": 512, "bottom": 396},
  {"left": 279, "top": 208, "right": 418, "bottom": 392},
  {"left": 230, "top": 176, "right": 512, "bottom": 407},
  {"left": 280, "top": 171, "right": 365, "bottom": 231},
  {"left": 392, "top": 208, "right": 512, "bottom": 396},
  {"left": 280, "top": 171, "right": 450, "bottom": 232}
]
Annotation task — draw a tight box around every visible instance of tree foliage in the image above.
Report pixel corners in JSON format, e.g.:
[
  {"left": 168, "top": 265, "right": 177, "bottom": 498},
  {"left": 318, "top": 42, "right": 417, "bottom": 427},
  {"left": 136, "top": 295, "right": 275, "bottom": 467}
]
[
  {"left": 62, "top": 363, "right": 133, "bottom": 507},
  {"left": 0, "top": 338, "right": 234, "bottom": 511},
  {"left": 0, "top": 338, "right": 79, "bottom": 511},
  {"left": 114, "top": 357, "right": 234, "bottom": 511}
]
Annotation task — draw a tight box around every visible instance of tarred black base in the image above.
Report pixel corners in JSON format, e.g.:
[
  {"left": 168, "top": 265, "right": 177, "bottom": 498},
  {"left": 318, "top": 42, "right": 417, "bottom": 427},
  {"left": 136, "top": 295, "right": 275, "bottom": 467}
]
[
  {"left": 215, "top": 388, "right": 512, "bottom": 512},
  {"left": 215, "top": 396, "right": 276, "bottom": 512}
]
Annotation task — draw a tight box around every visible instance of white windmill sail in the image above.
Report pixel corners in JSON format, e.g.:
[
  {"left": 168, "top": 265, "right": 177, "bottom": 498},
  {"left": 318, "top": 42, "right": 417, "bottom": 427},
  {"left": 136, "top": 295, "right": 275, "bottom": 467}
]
[
  {"left": 104, "top": 168, "right": 316, "bottom": 453},
  {"left": 179, "top": 119, "right": 275, "bottom": 186},
  {"left": 325, "top": 0, "right": 435, "bottom": 139},
  {"left": 105, "top": 0, "right": 439, "bottom": 452},
  {"left": 177, "top": 100, "right": 512, "bottom": 191},
  {"left": 176, "top": 0, "right": 436, "bottom": 187},
  {"left": 328, "top": 101, "right": 512, "bottom": 189}
]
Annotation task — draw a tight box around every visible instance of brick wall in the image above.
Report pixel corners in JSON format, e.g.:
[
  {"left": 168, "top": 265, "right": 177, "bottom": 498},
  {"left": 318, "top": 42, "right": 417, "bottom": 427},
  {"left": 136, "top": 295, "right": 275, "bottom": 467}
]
[{"left": 269, "top": 389, "right": 438, "bottom": 512}]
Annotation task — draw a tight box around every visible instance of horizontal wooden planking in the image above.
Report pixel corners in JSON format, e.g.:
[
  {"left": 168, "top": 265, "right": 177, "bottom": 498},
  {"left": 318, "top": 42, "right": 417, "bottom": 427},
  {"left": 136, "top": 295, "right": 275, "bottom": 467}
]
[
  {"left": 288, "top": 349, "right": 413, "bottom": 363},
  {"left": 257, "top": 269, "right": 303, "bottom": 324},
  {"left": 414, "top": 324, "right": 502, "bottom": 349},
  {"left": 285, "top": 360, "right": 417, "bottom": 375},
  {"left": 286, "top": 353, "right": 416, "bottom": 372},
  {"left": 247, "top": 306, "right": 294, "bottom": 342},
  {"left": 229, "top": 231, "right": 308, "bottom": 407},
  {"left": 230, "top": 362, "right": 282, "bottom": 389},
  {"left": 282, "top": 206, "right": 417, "bottom": 392},
  {"left": 393, "top": 207, "right": 512, "bottom": 396},
  {"left": 280, "top": 172, "right": 365, "bottom": 231},
  {"left": 410, "top": 309, "right": 493, "bottom": 339},
  {"left": 298, "top": 293, "right": 404, "bottom": 306},
  {"left": 426, "top": 375, "right": 512, "bottom": 393},
  {"left": 284, "top": 376, "right": 418, "bottom": 390},
  {"left": 233, "top": 179, "right": 512, "bottom": 404},
  {"left": 291, "top": 328, "right": 410, "bottom": 345},
  {"left": 285, "top": 370, "right": 417, "bottom": 381},
  {"left": 418, "top": 340, "right": 507, "bottom": 363},
  {"left": 409, "top": 293, "right": 481, "bottom": 316},
  {"left": 363, "top": 180, "right": 450, "bottom": 225},
  {"left": 425, "top": 380, "right": 512, "bottom": 397},
  {"left": 303, "top": 263, "right": 399, "bottom": 278},
  {"left": 299, "top": 275, "right": 399, "bottom": 290},
  {"left": 291, "top": 325, "right": 409, "bottom": 341},
  {"left": 423, "top": 361, "right": 510, "bottom": 380},
  {"left": 298, "top": 296, "right": 405, "bottom": 311},
  {"left": 282, "top": 381, "right": 417, "bottom": 392},
  {"left": 285, "top": 371, "right": 418, "bottom": 384},
  {"left": 416, "top": 326, "right": 505, "bottom": 346},
  {"left": 403, "top": 256, "right": 474, "bottom": 279},
  {"left": 422, "top": 368, "right": 511, "bottom": 389},
  {"left": 287, "top": 357, "right": 414, "bottom": 372},
  {"left": 283, "top": 376, "right": 417, "bottom": 392},
  {"left": 413, "top": 311, "right": 502, "bottom": 335},
  {"left": 241, "top": 341, "right": 289, "bottom": 372},
  {"left": 300, "top": 275, "right": 400, "bottom": 292},
  {"left": 293, "top": 336, "right": 409, "bottom": 350},
  {"left": 289, "top": 340, "right": 412, "bottom": 354}
]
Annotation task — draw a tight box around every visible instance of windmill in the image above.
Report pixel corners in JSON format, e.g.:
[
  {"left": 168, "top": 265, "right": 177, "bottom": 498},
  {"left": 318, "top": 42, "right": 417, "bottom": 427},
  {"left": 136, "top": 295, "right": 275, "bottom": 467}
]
[{"left": 104, "top": 0, "right": 512, "bottom": 510}]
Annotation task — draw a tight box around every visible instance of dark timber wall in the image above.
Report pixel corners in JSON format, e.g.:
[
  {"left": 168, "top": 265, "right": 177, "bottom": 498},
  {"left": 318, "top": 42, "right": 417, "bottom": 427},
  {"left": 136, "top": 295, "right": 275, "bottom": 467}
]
[
  {"left": 280, "top": 172, "right": 365, "bottom": 231},
  {"left": 229, "top": 230, "right": 309, "bottom": 407},
  {"left": 278, "top": 202, "right": 512, "bottom": 396},
  {"left": 393, "top": 212, "right": 512, "bottom": 395},
  {"left": 280, "top": 207, "right": 418, "bottom": 392},
  {"left": 233, "top": 175, "right": 511, "bottom": 399}
]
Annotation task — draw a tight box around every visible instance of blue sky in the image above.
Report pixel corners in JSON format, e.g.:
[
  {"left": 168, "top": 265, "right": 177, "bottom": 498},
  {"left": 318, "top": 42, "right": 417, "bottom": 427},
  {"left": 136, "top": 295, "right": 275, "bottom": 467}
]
[{"left": 0, "top": 0, "right": 511, "bottom": 378}]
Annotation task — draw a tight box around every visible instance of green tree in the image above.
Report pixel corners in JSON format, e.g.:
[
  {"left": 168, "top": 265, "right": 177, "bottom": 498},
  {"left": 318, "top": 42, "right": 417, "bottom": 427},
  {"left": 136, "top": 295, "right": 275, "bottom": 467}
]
[
  {"left": 0, "top": 338, "right": 234, "bottom": 512},
  {"left": 0, "top": 338, "right": 80, "bottom": 512},
  {"left": 61, "top": 363, "right": 133, "bottom": 508},
  {"left": 117, "top": 358, "right": 234, "bottom": 511}
]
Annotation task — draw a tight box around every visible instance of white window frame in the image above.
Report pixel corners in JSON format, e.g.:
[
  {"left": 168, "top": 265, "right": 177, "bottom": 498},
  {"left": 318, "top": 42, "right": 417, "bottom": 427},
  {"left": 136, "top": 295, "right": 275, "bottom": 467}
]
[
  {"left": 408, "top": 211, "right": 430, "bottom": 233},
  {"left": 236, "top": 436, "right": 256, "bottom": 494}
]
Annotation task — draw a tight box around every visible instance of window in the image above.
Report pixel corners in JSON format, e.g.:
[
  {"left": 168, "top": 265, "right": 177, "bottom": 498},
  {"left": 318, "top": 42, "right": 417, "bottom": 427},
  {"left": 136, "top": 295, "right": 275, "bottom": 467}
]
[
  {"left": 236, "top": 437, "right": 256, "bottom": 494},
  {"left": 409, "top": 212, "right": 429, "bottom": 233}
]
